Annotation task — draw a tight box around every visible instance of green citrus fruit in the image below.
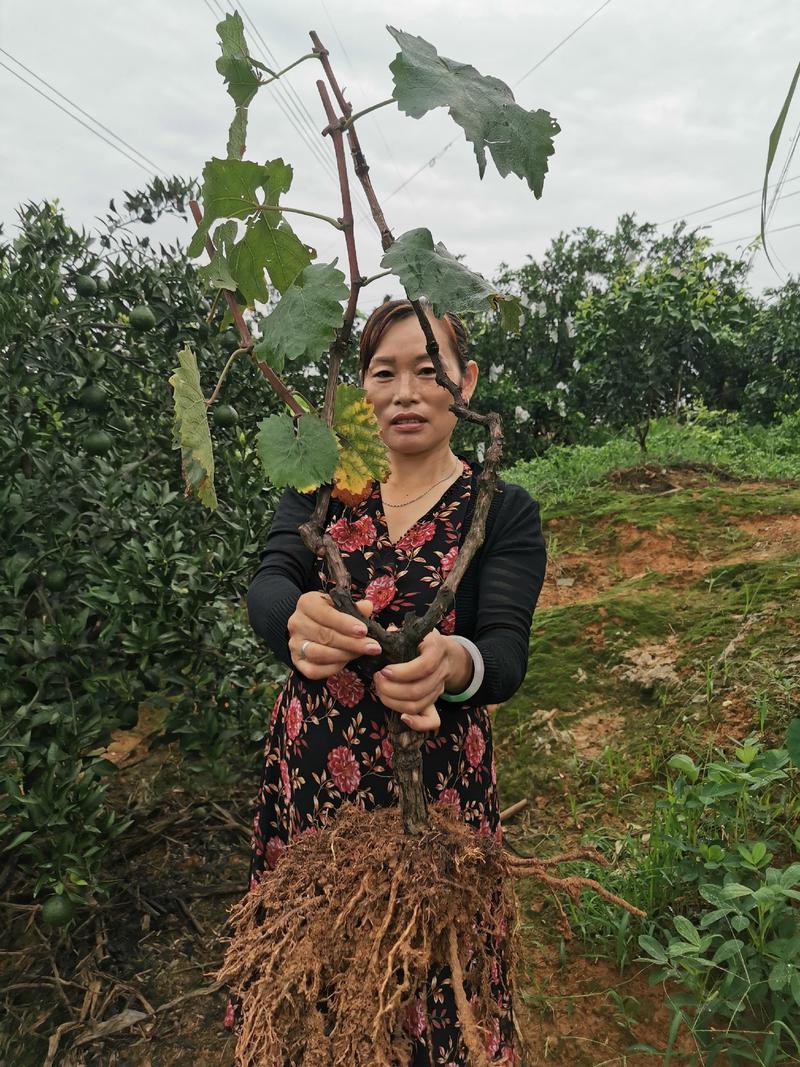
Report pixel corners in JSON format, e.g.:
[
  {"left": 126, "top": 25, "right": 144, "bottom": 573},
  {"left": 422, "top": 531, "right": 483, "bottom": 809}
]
[
  {"left": 0, "top": 687, "right": 20, "bottom": 709},
  {"left": 220, "top": 331, "right": 240, "bottom": 354},
  {"left": 41, "top": 894, "right": 75, "bottom": 927},
  {"left": 78, "top": 384, "right": 108, "bottom": 413},
  {"left": 75, "top": 275, "right": 98, "bottom": 298},
  {"left": 44, "top": 567, "right": 68, "bottom": 592},
  {"left": 129, "top": 305, "right": 156, "bottom": 332},
  {"left": 96, "top": 277, "right": 109, "bottom": 294},
  {"left": 117, "top": 705, "right": 139, "bottom": 730},
  {"left": 85, "top": 429, "right": 114, "bottom": 455},
  {"left": 212, "top": 404, "right": 239, "bottom": 428}
]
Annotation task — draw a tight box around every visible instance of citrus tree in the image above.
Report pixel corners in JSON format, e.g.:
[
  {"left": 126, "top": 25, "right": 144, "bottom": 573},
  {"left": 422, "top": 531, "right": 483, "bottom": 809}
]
[
  {"left": 171, "top": 14, "right": 643, "bottom": 1066},
  {"left": 574, "top": 233, "right": 751, "bottom": 450},
  {"left": 0, "top": 181, "right": 296, "bottom": 920}
]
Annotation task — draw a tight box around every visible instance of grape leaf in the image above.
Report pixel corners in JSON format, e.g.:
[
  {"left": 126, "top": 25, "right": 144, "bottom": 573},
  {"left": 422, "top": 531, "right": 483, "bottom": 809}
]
[
  {"left": 333, "top": 385, "right": 390, "bottom": 499},
  {"left": 215, "top": 12, "right": 265, "bottom": 159},
  {"left": 256, "top": 261, "right": 349, "bottom": 366},
  {"left": 256, "top": 412, "right": 339, "bottom": 492},
  {"left": 387, "top": 26, "right": 559, "bottom": 196},
  {"left": 168, "top": 346, "right": 218, "bottom": 511},
  {"left": 188, "top": 157, "right": 313, "bottom": 302},
  {"left": 380, "top": 227, "right": 521, "bottom": 324}
]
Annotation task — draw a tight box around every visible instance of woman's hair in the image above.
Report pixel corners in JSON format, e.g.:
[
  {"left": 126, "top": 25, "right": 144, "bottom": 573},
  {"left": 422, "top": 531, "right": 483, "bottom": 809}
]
[{"left": 358, "top": 298, "right": 469, "bottom": 381}]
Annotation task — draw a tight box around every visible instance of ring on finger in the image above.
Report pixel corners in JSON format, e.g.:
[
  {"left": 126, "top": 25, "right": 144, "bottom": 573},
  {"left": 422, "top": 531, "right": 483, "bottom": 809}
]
[{"left": 299, "top": 639, "right": 311, "bottom": 660}]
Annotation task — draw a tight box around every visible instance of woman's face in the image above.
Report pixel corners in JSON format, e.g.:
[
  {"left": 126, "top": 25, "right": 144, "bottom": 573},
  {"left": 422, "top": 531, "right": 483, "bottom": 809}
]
[{"left": 362, "top": 312, "right": 478, "bottom": 456}]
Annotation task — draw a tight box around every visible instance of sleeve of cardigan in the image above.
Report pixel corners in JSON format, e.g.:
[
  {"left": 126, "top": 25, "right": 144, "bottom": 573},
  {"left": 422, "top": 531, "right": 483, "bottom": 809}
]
[
  {"left": 246, "top": 487, "right": 318, "bottom": 667},
  {"left": 459, "top": 485, "right": 547, "bottom": 707}
]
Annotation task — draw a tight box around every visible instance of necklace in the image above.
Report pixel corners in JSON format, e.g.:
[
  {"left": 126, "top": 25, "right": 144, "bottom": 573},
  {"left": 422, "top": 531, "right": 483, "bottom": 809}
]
[{"left": 381, "top": 457, "right": 461, "bottom": 508}]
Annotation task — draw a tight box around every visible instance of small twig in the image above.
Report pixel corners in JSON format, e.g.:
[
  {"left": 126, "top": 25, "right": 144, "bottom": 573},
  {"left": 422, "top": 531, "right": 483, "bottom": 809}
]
[
  {"left": 337, "top": 97, "right": 395, "bottom": 131},
  {"left": 499, "top": 798, "right": 529, "bottom": 823},
  {"left": 258, "top": 51, "right": 319, "bottom": 86},
  {"left": 188, "top": 199, "right": 303, "bottom": 417},
  {"left": 205, "top": 346, "right": 244, "bottom": 407},
  {"left": 361, "top": 268, "right": 393, "bottom": 287},
  {"left": 257, "top": 201, "right": 343, "bottom": 229}
]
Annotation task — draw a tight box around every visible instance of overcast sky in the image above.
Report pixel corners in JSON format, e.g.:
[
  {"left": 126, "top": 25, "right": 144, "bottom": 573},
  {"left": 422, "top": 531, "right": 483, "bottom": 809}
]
[{"left": 1, "top": 0, "right": 798, "bottom": 303}]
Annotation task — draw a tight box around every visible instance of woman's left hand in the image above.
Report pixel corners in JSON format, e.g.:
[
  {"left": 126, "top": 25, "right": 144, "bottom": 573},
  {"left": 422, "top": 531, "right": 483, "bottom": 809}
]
[{"left": 373, "top": 628, "right": 458, "bottom": 733}]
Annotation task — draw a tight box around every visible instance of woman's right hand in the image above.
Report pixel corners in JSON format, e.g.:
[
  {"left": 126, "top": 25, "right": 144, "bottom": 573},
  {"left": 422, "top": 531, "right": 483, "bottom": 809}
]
[{"left": 287, "top": 591, "right": 381, "bottom": 680}]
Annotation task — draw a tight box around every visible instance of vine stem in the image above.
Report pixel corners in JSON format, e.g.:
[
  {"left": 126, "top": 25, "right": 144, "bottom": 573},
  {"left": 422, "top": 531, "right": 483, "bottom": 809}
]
[
  {"left": 337, "top": 97, "right": 395, "bottom": 131},
  {"left": 258, "top": 51, "right": 319, "bottom": 86},
  {"left": 310, "top": 29, "right": 506, "bottom": 693},
  {"left": 258, "top": 202, "right": 343, "bottom": 229},
  {"left": 205, "top": 347, "right": 244, "bottom": 408},
  {"left": 188, "top": 200, "right": 304, "bottom": 417}
]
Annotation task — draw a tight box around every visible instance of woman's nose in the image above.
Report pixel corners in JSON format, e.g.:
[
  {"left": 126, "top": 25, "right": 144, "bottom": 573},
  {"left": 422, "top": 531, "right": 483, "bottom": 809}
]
[{"left": 393, "top": 370, "right": 419, "bottom": 400}]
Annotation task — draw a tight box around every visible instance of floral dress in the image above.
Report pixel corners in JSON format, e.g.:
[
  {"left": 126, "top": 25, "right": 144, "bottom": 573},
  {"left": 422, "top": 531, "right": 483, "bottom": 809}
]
[{"left": 224, "top": 456, "right": 517, "bottom": 1065}]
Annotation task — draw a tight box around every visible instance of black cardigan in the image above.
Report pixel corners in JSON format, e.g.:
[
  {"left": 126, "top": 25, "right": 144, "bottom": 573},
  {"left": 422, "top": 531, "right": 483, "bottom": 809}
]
[{"left": 246, "top": 458, "right": 547, "bottom": 709}]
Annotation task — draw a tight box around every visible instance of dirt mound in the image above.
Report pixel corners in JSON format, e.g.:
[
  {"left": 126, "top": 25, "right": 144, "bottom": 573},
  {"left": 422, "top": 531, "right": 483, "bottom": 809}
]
[{"left": 606, "top": 461, "right": 738, "bottom": 493}]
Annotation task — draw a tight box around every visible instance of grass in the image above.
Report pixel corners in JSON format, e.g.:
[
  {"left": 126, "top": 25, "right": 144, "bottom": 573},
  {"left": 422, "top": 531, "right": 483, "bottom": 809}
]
[
  {"left": 502, "top": 406, "right": 800, "bottom": 516},
  {"left": 493, "top": 422, "right": 800, "bottom": 1063}
]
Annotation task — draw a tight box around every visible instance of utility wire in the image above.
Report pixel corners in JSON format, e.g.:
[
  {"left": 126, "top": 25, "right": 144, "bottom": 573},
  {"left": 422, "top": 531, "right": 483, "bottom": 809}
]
[
  {"left": 0, "top": 47, "right": 165, "bottom": 175},
  {"left": 702, "top": 186, "right": 800, "bottom": 226},
  {"left": 514, "top": 0, "right": 614, "bottom": 88},
  {"left": 318, "top": 0, "right": 417, "bottom": 213},
  {"left": 234, "top": 0, "right": 374, "bottom": 225},
  {"left": 205, "top": 0, "right": 333, "bottom": 184},
  {"left": 0, "top": 58, "right": 159, "bottom": 178},
  {"left": 383, "top": 0, "right": 615, "bottom": 205},
  {"left": 658, "top": 172, "right": 800, "bottom": 226},
  {"left": 715, "top": 220, "right": 800, "bottom": 246}
]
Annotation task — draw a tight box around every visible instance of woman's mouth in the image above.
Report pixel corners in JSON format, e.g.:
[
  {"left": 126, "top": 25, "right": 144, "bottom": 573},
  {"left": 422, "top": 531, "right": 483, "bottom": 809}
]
[{"left": 390, "top": 415, "right": 427, "bottom": 433}]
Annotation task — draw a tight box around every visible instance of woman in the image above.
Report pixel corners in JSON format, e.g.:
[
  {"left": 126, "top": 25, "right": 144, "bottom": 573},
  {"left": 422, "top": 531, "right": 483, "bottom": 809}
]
[{"left": 224, "top": 298, "right": 547, "bottom": 1065}]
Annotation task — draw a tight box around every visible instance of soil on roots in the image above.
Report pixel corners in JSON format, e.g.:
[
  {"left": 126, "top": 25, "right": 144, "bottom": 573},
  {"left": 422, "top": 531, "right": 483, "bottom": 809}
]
[{"left": 217, "top": 803, "right": 515, "bottom": 1067}]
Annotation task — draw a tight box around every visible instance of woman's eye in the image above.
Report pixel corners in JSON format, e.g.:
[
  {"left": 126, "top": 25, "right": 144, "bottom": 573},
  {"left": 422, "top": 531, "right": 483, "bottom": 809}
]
[
  {"left": 419, "top": 366, "right": 436, "bottom": 376},
  {"left": 374, "top": 371, "right": 392, "bottom": 379}
]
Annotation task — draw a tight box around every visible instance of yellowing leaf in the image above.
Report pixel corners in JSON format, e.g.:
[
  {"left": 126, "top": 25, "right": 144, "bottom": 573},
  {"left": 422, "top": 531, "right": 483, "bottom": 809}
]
[
  {"left": 168, "top": 346, "right": 218, "bottom": 510},
  {"left": 333, "top": 385, "right": 390, "bottom": 499}
]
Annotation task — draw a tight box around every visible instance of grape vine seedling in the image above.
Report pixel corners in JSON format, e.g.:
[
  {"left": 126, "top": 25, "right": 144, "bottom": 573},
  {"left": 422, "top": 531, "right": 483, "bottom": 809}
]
[{"left": 170, "top": 13, "right": 644, "bottom": 1065}]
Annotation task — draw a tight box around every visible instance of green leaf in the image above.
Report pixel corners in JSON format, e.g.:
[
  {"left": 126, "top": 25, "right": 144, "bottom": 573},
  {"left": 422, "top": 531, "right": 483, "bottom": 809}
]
[
  {"left": 387, "top": 26, "right": 559, "bottom": 196},
  {"left": 667, "top": 753, "right": 700, "bottom": 783},
  {"left": 256, "top": 413, "right": 339, "bottom": 492},
  {"left": 786, "top": 718, "right": 800, "bottom": 769},
  {"left": 711, "top": 938, "right": 744, "bottom": 964},
  {"left": 673, "top": 916, "right": 700, "bottom": 946},
  {"left": 215, "top": 11, "right": 262, "bottom": 158},
  {"left": 637, "top": 934, "right": 668, "bottom": 964},
  {"left": 332, "top": 385, "right": 391, "bottom": 499},
  {"left": 189, "top": 158, "right": 312, "bottom": 301},
  {"left": 381, "top": 227, "right": 519, "bottom": 321},
  {"left": 719, "top": 883, "right": 753, "bottom": 900},
  {"left": 256, "top": 261, "right": 349, "bottom": 366},
  {"left": 761, "top": 62, "right": 800, "bottom": 266},
  {"left": 769, "top": 959, "right": 790, "bottom": 992},
  {"left": 168, "top": 346, "right": 218, "bottom": 511}
]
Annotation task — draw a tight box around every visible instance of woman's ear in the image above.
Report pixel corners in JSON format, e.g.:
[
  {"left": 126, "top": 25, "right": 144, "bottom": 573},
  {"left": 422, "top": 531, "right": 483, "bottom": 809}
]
[{"left": 462, "top": 359, "right": 479, "bottom": 404}]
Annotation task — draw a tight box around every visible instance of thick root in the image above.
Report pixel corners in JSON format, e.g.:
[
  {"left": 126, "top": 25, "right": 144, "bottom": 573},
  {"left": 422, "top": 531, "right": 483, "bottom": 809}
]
[{"left": 216, "top": 802, "right": 643, "bottom": 1066}]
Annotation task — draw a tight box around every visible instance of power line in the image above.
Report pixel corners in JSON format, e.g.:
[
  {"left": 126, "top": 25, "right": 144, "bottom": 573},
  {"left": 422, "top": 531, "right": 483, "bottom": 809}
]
[
  {"left": 715, "top": 220, "right": 800, "bottom": 247},
  {"left": 318, "top": 0, "right": 418, "bottom": 213},
  {"left": 514, "top": 0, "right": 614, "bottom": 88},
  {"left": 657, "top": 172, "right": 800, "bottom": 226},
  {"left": 205, "top": 0, "right": 330, "bottom": 180},
  {"left": 0, "top": 58, "right": 158, "bottom": 178},
  {"left": 702, "top": 186, "right": 800, "bottom": 225},
  {"left": 0, "top": 47, "right": 165, "bottom": 175},
  {"left": 382, "top": 0, "right": 615, "bottom": 205},
  {"left": 235, "top": 0, "right": 374, "bottom": 225},
  {"left": 210, "top": 0, "right": 372, "bottom": 226}
]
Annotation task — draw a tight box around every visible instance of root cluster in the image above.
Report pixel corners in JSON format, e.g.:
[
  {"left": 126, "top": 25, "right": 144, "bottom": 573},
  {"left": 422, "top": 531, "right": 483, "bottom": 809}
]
[{"left": 216, "top": 802, "right": 644, "bottom": 1067}]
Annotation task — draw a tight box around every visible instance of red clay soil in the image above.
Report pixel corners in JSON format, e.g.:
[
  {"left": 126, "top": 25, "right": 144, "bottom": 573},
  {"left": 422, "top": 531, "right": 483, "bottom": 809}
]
[{"left": 540, "top": 483, "right": 800, "bottom": 610}]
